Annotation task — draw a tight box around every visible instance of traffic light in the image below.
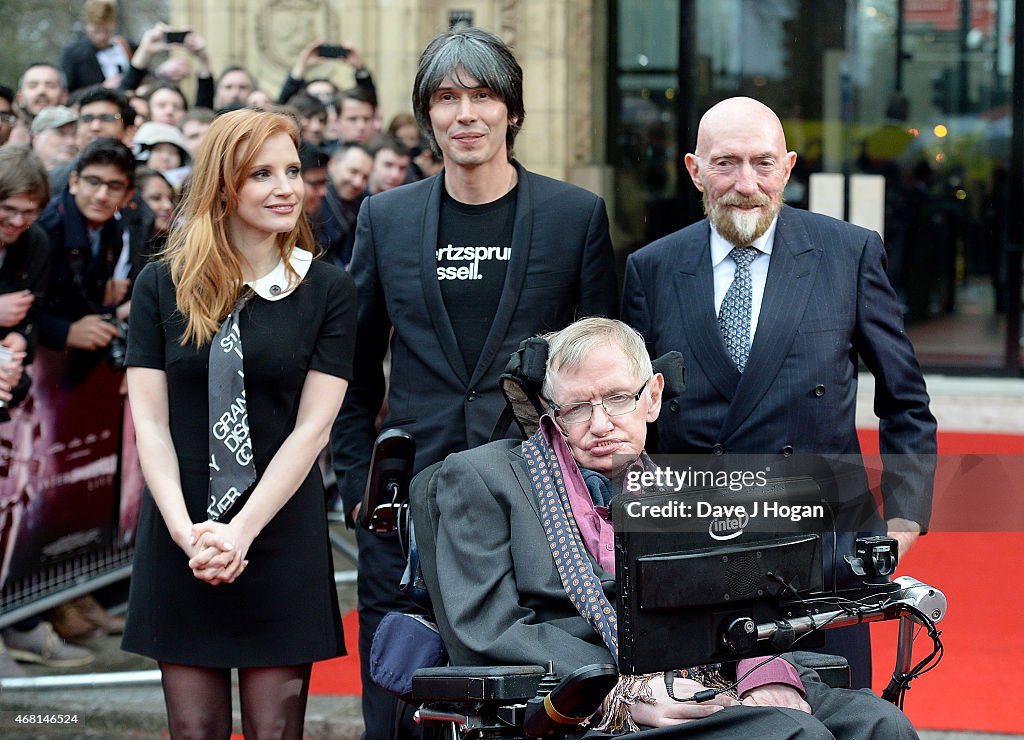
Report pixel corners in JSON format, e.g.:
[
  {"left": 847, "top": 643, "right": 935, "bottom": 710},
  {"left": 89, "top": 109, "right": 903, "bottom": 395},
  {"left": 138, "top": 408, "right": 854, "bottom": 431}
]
[{"left": 931, "top": 68, "right": 956, "bottom": 114}]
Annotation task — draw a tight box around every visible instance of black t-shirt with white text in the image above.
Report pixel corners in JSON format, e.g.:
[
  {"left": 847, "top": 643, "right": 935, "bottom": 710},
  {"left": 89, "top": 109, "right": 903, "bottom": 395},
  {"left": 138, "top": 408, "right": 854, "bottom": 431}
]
[{"left": 437, "top": 185, "right": 517, "bottom": 374}]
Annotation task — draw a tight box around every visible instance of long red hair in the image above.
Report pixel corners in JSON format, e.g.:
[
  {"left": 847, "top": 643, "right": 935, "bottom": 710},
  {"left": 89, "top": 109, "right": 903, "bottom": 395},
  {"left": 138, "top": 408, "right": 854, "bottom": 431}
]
[{"left": 165, "top": 109, "right": 313, "bottom": 346}]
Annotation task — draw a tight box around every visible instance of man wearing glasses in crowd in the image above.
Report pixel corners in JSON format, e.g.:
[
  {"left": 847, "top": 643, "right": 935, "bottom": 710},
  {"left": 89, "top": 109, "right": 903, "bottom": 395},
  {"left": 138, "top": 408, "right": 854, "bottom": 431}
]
[
  {"left": 0, "top": 146, "right": 51, "bottom": 414},
  {"left": 49, "top": 86, "right": 135, "bottom": 194},
  {"left": 46, "top": 88, "right": 152, "bottom": 336},
  {"left": 37, "top": 138, "right": 135, "bottom": 359}
]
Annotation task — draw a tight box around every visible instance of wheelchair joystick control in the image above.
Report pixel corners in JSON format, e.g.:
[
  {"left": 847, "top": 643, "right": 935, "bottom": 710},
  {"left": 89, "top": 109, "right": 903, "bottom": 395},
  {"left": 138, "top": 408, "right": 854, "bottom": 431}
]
[
  {"left": 536, "top": 661, "right": 560, "bottom": 694},
  {"left": 522, "top": 662, "right": 561, "bottom": 734}
]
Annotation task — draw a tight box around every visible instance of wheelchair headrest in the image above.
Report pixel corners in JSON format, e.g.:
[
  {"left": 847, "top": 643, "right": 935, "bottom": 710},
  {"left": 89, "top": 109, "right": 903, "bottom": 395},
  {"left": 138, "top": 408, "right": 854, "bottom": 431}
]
[{"left": 496, "top": 337, "right": 686, "bottom": 439}]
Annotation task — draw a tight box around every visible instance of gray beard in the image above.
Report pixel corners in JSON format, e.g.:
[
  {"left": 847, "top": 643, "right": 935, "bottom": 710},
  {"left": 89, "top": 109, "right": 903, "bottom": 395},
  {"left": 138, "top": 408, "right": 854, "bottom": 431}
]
[{"left": 704, "top": 193, "right": 780, "bottom": 247}]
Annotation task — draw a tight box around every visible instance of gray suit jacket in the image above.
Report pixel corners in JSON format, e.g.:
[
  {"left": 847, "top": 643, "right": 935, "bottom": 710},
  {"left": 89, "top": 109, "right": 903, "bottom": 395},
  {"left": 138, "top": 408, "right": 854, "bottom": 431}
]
[{"left": 430, "top": 440, "right": 614, "bottom": 674}]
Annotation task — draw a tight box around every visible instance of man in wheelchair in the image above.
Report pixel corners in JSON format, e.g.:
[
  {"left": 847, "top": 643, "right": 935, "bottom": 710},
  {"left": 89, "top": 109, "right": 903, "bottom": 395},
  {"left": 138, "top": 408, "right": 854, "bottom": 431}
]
[{"left": 423, "top": 317, "right": 917, "bottom": 736}]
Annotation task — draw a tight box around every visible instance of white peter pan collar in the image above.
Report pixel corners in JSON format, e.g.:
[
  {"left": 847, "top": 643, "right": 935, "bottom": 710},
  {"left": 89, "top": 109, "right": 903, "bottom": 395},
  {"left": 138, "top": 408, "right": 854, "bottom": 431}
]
[{"left": 246, "top": 247, "right": 313, "bottom": 301}]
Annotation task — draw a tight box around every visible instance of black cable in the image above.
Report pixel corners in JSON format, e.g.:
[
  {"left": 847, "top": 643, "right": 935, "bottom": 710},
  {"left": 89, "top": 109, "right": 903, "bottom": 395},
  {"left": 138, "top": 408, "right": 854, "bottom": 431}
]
[
  {"left": 663, "top": 670, "right": 721, "bottom": 704},
  {"left": 661, "top": 574, "right": 928, "bottom": 706},
  {"left": 662, "top": 608, "right": 855, "bottom": 704},
  {"left": 766, "top": 571, "right": 802, "bottom": 598},
  {"left": 786, "top": 590, "right": 944, "bottom": 707},
  {"left": 661, "top": 494, "right": 941, "bottom": 709},
  {"left": 880, "top": 602, "right": 944, "bottom": 707}
]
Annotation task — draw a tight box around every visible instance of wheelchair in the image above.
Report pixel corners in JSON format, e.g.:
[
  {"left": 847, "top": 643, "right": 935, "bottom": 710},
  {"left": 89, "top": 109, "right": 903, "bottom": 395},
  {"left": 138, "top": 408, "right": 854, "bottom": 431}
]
[
  {"left": 360, "top": 343, "right": 947, "bottom": 738},
  {"left": 363, "top": 430, "right": 618, "bottom": 738}
]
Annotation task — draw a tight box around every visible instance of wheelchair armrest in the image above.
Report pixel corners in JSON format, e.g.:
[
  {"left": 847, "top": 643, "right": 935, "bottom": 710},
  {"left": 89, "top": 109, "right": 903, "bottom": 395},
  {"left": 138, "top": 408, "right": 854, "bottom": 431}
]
[
  {"left": 412, "top": 665, "right": 546, "bottom": 702},
  {"left": 788, "top": 651, "right": 851, "bottom": 689},
  {"left": 413, "top": 663, "right": 618, "bottom": 737}
]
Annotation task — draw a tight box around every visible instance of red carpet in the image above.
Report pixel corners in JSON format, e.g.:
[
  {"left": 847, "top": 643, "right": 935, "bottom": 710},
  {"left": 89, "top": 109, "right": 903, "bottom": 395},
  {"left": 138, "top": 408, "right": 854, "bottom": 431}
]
[
  {"left": 871, "top": 531, "right": 1024, "bottom": 732},
  {"left": 310, "top": 608, "right": 363, "bottom": 696},
  {"left": 863, "top": 429, "right": 1024, "bottom": 733},
  {"left": 310, "top": 431, "right": 1024, "bottom": 735}
]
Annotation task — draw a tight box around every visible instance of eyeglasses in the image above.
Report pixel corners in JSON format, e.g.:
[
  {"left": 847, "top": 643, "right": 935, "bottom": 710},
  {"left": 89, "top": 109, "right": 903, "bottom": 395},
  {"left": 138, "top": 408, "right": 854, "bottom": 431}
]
[
  {"left": 548, "top": 379, "right": 651, "bottom": 426},
  {"left": 0, "top": 203, "right": 41, "bottom": 222},
  {"left": 78, "top": 112, "right": 123, "bottom": 124},
  {"left": 0, "top": 112, "right": 17, "bottom": 126},
  {"left": 78, "top": 173, "right": 129, "bottom": 194}
]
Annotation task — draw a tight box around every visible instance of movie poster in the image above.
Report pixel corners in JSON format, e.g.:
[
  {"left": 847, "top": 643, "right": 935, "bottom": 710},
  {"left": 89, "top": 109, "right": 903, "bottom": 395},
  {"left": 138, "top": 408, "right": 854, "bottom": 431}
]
[{"left": 0, "top": 347, "right": 142, "bottom": 608}]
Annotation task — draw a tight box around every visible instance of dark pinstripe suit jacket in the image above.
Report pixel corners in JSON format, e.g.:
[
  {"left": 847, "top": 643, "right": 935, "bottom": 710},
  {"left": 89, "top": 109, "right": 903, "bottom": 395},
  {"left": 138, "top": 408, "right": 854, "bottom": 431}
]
[{"left": 622, "top": 205, "right": 936, "bottom": 531}]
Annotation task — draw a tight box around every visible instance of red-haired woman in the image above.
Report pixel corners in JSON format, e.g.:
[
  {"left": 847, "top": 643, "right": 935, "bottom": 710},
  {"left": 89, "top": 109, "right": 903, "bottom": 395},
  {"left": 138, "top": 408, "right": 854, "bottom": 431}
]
[{"left": 122, "top": 108, "right": 354, "bottom": 738}]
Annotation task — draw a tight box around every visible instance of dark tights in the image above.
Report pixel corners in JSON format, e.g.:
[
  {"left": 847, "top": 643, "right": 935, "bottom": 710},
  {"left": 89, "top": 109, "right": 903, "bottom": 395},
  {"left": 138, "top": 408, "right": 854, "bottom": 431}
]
[{"left": 159, "top": 661, "right": 312, "bottom": 740}]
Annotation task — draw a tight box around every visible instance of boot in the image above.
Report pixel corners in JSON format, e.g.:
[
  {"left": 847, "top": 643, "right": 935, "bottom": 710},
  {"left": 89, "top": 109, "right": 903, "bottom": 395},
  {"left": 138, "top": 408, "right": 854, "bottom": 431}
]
[
  {"left": 48, "top": 601, "right": 102, "bottom": 640},
  {"left": 73, "top": 595, "right": 127, "bottom": 635}
]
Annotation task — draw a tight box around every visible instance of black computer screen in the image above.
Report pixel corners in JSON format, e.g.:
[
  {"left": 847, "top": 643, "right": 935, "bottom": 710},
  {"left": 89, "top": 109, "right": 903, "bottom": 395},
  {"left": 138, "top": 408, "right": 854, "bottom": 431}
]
[{"left": 613, "top": 475, "right": 829, "bottom": 674}]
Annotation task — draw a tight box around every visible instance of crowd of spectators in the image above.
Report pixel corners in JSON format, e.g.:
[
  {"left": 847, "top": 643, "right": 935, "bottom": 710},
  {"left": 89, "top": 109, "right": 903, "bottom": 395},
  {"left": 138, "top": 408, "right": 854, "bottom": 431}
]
[{"left": 0, "top": 0, "right": 439, "bottom": 677}]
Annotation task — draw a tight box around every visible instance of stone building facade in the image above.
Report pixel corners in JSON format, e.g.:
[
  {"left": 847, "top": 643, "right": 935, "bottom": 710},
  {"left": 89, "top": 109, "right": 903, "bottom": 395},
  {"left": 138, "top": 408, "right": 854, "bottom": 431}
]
[{"left": 171, "top": 0, "right": 610, "bottom": 195}]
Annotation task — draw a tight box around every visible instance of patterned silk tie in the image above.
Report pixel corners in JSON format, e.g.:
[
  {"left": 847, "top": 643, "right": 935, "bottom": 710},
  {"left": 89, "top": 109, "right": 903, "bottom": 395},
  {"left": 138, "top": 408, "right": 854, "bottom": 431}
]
[{"left": 719, "top": 247, "right": 758, "bottom": 372}]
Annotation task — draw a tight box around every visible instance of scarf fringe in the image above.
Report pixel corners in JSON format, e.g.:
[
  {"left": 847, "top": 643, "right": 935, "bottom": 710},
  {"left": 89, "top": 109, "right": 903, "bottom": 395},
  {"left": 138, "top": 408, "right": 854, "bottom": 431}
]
[
  {"left": 593, "top": 668, "right": 737, "bottom": 733},
  {"left": 594, "top": 673, "right": 659, "bottom": 733}
]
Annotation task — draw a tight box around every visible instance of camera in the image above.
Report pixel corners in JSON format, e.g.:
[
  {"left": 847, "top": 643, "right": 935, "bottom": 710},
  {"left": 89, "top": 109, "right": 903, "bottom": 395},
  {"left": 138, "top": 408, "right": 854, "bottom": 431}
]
[
  {"left": 317, "top": 44, "right": 350, "bottom": 59},
  {"left": 104, "top": 318, "right": 129, "bottom": 371},
  {"left": 164, "top": 30, "right": 190, "bottom": 44}
]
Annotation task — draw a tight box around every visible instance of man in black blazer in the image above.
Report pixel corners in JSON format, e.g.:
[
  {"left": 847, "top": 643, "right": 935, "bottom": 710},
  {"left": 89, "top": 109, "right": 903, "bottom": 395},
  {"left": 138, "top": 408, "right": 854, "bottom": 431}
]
[
  {"left": 330, "top": 27, "right": 617, "bottom": 737},
  {"left": 621, "top": 97, "right": 937, "bottom": 688}
]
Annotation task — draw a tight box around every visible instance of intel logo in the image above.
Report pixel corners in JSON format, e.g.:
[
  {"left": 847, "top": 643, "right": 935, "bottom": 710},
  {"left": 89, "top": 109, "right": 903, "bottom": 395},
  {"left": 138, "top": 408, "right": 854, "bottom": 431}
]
[{"left": 708, "top": 509, "right": 749, "bottom": 540}]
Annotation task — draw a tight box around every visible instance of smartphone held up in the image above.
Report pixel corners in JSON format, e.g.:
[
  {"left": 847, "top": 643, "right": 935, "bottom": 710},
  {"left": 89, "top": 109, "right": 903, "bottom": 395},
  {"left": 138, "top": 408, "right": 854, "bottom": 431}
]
[{"left": 317, "top": 44, "right": 351, "bottom": 59}]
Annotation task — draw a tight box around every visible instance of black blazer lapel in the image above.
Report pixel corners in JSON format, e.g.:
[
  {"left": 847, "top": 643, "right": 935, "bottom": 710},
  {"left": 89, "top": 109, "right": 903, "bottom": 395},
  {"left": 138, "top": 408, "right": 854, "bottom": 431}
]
[
  {"left": 419, "top": 173, "right": 471, "bottom": 386},
  {"left": 720, "top": 207, "right": 821, "bottom": 439},
  {"left": 676, "top": 228, "right": 741, "bottom": 400},
  {"left": 469, "top": 161, "right": 533, "bottom": 386}
]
